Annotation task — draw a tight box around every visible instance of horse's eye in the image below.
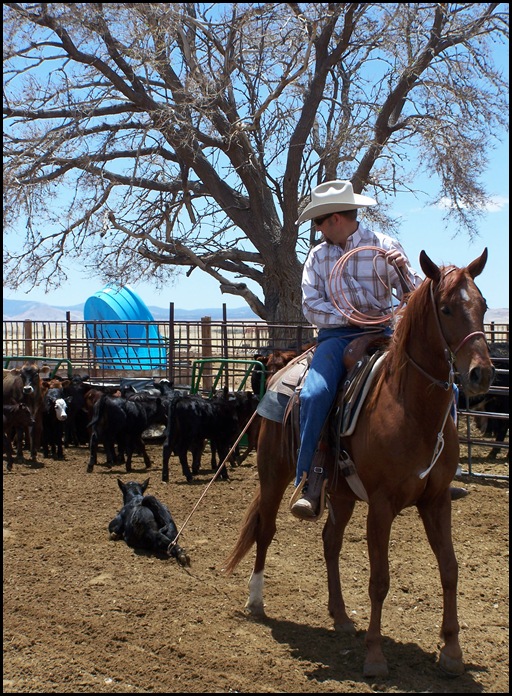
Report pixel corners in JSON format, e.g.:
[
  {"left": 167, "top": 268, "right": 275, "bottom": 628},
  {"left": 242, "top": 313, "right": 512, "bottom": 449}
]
[{"left": 440, "top": 305, "right": 451, "bottom": 315}]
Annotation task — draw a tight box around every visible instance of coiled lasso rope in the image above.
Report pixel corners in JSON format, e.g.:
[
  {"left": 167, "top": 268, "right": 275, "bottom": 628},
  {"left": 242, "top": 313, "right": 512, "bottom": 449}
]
[{"left": 328, "top": 245, "right": 408, "bottom": 326}]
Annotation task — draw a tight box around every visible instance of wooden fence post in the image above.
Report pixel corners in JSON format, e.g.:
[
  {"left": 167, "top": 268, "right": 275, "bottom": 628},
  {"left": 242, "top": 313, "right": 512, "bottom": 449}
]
[
  {"left": 23, "top": 320, "right": 33, "bottom": 356},
  {"left": 201, "top": 316, "right": 212, "bottom": 392}
]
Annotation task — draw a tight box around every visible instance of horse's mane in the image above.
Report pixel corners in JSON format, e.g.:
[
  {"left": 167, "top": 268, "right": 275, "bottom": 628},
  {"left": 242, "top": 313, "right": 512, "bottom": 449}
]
[{"left": 371, "top": 264, "right": 464, "bottom": 400}]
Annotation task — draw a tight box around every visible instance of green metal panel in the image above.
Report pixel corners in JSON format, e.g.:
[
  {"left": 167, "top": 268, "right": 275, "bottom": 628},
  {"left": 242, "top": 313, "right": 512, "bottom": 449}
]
[
  {"left": 3, "top": 356, "right": 74, "bottom": 378},
  {"left": 190, "top": 358, "right": 266, "bottom": 399}
]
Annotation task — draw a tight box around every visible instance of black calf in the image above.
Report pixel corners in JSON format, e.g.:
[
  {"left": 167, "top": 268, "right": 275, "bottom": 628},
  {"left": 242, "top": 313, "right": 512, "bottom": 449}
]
[
  {"left": 3, "top": 403, "right": 35, "bottom": 471},
  {"left": 42, "top": 386, "right": 68, "bottom": 460},
  {"left": 87, "top": 394, "right": 167, "bottom": 473},
  {"left": 162, "top": 392, "right": 240, "bottom": 483},
  {"left": 108, "top": 478, "right": 190, "bottom": 565}
]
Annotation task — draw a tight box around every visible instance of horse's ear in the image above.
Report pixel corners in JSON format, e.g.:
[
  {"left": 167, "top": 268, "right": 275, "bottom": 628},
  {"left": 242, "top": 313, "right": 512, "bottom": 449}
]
[
  {"left": 142, "top": 477, "right": 150, "bottom": 492},
  {"left": 466, "top": 248, "right": 488, "bottom": 279},
  {"left": 419, "top": 250, "right": 441, "bottom": 283},
  {"left": 117, "top": 478, "right": 125, "bottom": 492}
]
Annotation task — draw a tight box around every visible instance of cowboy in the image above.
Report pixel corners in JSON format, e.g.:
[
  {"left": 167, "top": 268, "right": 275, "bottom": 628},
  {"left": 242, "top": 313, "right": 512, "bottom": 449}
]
[{"left": 291, "top": 180, "right": 423, "bottom": 520}]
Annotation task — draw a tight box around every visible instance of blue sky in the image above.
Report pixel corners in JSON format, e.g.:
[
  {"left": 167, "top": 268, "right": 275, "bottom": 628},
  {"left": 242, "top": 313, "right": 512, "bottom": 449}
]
[
  {"left": 5, "top": 39, "right": 509, "bottom": 313},
  {"left": 6, "top": 159, "right": 508, "bottom": 312}
]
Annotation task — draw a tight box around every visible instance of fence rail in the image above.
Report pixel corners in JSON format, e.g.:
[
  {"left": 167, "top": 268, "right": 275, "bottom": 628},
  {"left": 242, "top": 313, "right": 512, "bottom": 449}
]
[{"left": 3, "top": 311, "right": 508, "bottom": 479}]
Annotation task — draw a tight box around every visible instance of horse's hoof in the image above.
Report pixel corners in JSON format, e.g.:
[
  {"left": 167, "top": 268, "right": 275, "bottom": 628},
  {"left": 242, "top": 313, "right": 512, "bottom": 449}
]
[
  {"left": 86, "top": 466, "right": 93, "bottom": 473},
  {"left": 363, "top": 659, "right": 389, "bottom": 678},
  {"left": 334, "top": 620, "right": 356, "bottom": 635},
  {"left": 450, "top": 486, "right": 469, "bottom": 500},
  {"left": 244, "top": 601, "right": 266, "bottom": 618},
  {"left": 439, "top": 651, "right": 464, "bottom": 677}
]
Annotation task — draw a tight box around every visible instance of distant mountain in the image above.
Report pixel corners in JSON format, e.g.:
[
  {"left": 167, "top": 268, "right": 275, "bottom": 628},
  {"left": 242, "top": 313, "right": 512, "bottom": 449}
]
[
  {"left": 3, "top": 298, "right": 509, "bottom": 324},
  {"left": 2, "top": 300, "right": 84, "bottom": 321},
  {"left": 2, "top": 298, "right": 260, "bottom": 322}
]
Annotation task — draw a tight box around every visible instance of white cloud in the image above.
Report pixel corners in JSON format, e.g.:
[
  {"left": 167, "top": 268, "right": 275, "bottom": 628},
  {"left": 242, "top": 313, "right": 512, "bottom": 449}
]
[{"left": 438, "top": 195, "right": 509, "bottom": 212}]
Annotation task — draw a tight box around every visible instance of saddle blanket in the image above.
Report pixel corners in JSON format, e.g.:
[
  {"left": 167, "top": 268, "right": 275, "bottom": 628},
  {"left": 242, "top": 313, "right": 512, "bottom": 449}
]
[
  {"left": 256, "top": 350, "right": 313, "bottom": 422},
  {"left": 257, "top": 347, "right": 386, "bottom": 437}
]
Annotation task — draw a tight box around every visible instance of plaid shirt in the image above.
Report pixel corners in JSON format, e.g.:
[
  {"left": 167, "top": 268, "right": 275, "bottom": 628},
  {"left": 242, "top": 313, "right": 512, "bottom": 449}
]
[{"left": 302, "top": 224, "right": 423, "bottom": 329}]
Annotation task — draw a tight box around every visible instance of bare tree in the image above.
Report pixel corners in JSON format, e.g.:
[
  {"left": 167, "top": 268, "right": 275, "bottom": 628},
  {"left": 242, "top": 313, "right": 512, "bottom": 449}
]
[{"left": 3, "top": 3, "right": 508, "bottom": 322}]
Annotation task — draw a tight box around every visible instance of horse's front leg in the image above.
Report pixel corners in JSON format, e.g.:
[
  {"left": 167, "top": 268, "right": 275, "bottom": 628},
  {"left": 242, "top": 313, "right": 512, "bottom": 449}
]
[
  {"left": 322, "top": 494, "right": 356, "bottom": 633},
  {"left": 364, "top": 501, "right": 394, "bottom": 678},
  {"left": 417, "top": 493, "right": 464, "bottom": 676}
]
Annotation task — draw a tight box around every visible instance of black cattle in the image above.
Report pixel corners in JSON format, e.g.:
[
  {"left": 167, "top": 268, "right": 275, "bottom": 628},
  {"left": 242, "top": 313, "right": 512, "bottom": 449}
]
[
  {"left": 162, "top": 391, "right": 241, "bottom": 483},
  {"left": 87, "top": 394, "right": 168, "bottom": 473},
  {"left": 108, "top": 478, "right": 190, "bottom": 566},
  {"left": 210, "top": 390, "right": 261, "bottom": 468},
  {"left": 458, "top": 342, "right": 509, "bottom": 460},
  {"left": 3, "top": 362, "right": 50, "bottom": 462},
  {"left": 41, "top": 381, "right": 69, "bottom": 460},
  {"left": 61, "top": 374, "right": 92, "bottom": 447},
  {"left": 3, "top": 403, "right": 35, "bottom": 471},
  {"left": 119, "top": 377, "right": 161, "bottom": 398},
  {"left": 473, "top": 343, "right": 509, "bottom": 460}
]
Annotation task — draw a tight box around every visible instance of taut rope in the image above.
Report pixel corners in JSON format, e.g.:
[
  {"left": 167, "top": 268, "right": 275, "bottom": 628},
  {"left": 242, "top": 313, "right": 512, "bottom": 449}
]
[{"left": 167, "top": 409, "right": 259, "bottom": 556}]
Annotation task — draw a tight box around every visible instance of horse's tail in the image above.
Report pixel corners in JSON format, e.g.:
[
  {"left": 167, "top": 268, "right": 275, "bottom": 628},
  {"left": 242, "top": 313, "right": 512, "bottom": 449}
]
[{"left": 222, "top": 490, "right": 261, "bottom": 575}]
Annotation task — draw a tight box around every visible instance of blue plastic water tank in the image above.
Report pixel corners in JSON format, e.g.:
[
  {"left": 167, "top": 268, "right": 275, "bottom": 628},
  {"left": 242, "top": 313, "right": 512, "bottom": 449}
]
[{"left": 84, "top": 285, "right": 166, "bottom": 369}]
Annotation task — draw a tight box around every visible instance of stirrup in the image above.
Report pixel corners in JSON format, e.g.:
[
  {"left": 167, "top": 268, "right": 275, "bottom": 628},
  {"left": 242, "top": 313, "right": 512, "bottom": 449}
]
[{"left": 289, "top": 471, "right": 328, "bottom": 522}]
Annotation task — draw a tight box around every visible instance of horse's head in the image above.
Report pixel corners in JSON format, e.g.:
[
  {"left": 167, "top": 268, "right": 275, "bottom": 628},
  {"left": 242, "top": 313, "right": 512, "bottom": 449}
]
[{"left": 420, "top": 248, "right": 495, "bottom": 397}]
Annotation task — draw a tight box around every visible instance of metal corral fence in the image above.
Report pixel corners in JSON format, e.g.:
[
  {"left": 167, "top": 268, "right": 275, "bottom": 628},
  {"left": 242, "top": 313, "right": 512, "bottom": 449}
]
[
  {"left": 3, "top": 307, "right": 508, "bottom": 478},
  {"left": 2, "top": 305, "right": 314, "bottom": 392}
]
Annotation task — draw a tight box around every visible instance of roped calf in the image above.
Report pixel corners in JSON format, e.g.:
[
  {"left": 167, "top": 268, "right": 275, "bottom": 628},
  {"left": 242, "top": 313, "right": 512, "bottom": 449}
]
[
  {"left": 3, "top": 403, "right": 35, "bottom": 471},
  {"left": 108, "top": 477, "right": 190, "bottom": 566}
]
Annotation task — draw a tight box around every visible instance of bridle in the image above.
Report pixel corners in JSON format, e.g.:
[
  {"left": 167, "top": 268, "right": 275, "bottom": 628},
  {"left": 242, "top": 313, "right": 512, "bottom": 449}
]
[
  {"left": 405, "top": 271, "right": 486, "bottom": 391},
  {"left": 407, "top": 271, "right": 486, "bottom": 480}
]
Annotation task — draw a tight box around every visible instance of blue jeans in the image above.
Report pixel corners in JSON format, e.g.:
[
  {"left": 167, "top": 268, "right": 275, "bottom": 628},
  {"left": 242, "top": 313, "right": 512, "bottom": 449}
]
[{"left": 295, "top": 326, "right": 391, "bottom": 486}]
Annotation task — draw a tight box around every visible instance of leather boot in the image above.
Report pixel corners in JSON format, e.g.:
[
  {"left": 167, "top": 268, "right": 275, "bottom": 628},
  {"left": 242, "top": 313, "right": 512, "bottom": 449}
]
[{"left": 290, "top": 465, "right": 326, "bottom": 520}]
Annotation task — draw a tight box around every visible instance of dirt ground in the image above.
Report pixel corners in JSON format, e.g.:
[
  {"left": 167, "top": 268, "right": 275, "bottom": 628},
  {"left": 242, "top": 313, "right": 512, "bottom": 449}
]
[{"left": 3, "top": 441, "right": 509, "bottom": 694}]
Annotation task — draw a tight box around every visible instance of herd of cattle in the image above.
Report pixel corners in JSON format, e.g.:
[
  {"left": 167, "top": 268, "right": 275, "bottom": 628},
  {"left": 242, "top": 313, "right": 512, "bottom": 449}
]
[
  {"left": 2, "top": 344, "right": 509, "bottom": 561},
  {"left": 3, "top": 366, "right": 262, "bottom": 479},
  {"left": 3, "top": 342, "right": 509, "bottom": 478}
]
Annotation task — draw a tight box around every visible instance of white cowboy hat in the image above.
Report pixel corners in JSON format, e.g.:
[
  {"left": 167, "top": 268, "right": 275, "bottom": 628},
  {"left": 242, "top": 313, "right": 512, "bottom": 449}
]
[{"left": 296, "top": 179, "right": 377, "bottom": 224}]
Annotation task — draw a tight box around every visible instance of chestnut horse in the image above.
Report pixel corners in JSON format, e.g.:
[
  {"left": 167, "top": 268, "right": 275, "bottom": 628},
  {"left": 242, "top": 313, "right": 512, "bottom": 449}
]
[{"left": 223, "top": 249, "right": 495, "bottom": 678}]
